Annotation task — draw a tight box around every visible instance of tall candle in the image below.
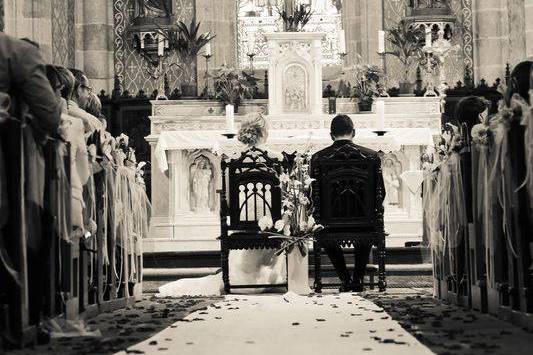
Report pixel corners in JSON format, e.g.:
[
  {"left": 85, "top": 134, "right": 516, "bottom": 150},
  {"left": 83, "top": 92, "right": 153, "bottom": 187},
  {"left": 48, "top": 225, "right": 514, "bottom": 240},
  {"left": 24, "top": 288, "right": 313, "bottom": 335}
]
[
  {"left": 339, "top": 30, "right": 346, "bottom": 54},
  {"left": 376, "top": 99, "right": 385, "bottom": 131},
  {"left": 247, "top": 32, "right": 255, "bottom": 54},
  {"left": 378, "top": 30, "right": 385, "bottom": 54},
  {"left": 157, "top": 34, "right": 165, "bottom": 57},
  {"left": 205, "top": 42, "right": 211, "bottom": 56},
  {"left": 225, "top": 104, "right": 235, "bottom": 132}
]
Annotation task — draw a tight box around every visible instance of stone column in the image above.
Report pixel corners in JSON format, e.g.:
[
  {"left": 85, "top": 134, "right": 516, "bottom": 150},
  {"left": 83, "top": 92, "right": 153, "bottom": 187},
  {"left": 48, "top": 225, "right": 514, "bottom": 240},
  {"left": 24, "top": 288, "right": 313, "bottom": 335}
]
[
  {"left": 195, "top": 0, "right": 237, "bottom": 92},
  {"left": 3, "top": 0, "right": 53, "bottom": 61},
  {"left": 341, "top": 0, "right": 362, "bottom": 67},
  {"left": 76, "top": 0, "right": 114, "bottom": 93},
  {"left": 359, "top": 0, "right": 384, "bottom": 67},
  {"left": 525, "top": 0, "right": 533, "bottom": 58},
  {"left": 473, "top": 0, "right": 528, "bottom": 81}
]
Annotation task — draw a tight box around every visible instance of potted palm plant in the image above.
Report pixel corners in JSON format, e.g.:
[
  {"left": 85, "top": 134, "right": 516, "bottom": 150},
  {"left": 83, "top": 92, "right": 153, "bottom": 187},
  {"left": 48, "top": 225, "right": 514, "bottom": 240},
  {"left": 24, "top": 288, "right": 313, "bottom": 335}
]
[
  {"left": 212, "top": 65, "right": 255, "bottom": 113},
  {"left": 277, "top": 3, "right": 313, "bottom": 32},
  {"left": 384, "top": 19, "right": 425, "bottom": 96},
  {"left": 345, "top": 55, "right": 383, "bottom": 112},
  {"left": 175, "top": 19, "right": 214, "bottom": 97}
]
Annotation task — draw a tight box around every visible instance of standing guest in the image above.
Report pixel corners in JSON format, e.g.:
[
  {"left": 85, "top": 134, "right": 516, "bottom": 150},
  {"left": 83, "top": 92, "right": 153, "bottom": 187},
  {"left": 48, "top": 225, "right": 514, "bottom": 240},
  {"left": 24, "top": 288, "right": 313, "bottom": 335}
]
[
  {"left": 0, "top": 33, "right": 61, "bottom": 326},
  {"left": 85, "top": 92, "right": 107, "bottom": 125},
  {"left": 67, "top": 68, "right": 103, "bottom": 134},
  {"left": 0, "top": 32, "right": 61, "bottom": 134},
  {"left": 53, "top": 66, "right": 91, "bottom": 230}
]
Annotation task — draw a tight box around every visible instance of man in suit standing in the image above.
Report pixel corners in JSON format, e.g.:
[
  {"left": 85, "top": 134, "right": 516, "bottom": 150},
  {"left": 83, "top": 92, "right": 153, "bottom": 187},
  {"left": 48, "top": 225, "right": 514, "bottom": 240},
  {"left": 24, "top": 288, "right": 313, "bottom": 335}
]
[{"left": 311, "top": 114, "right": 385, "bottom": 292}]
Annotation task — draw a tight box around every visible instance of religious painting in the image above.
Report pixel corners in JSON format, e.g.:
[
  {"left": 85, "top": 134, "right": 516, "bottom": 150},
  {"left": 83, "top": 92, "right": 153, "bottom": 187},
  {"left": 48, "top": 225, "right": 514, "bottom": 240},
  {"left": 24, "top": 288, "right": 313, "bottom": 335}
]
[{"left": 283, "top": 64, "right": 308, "bottom": 113}]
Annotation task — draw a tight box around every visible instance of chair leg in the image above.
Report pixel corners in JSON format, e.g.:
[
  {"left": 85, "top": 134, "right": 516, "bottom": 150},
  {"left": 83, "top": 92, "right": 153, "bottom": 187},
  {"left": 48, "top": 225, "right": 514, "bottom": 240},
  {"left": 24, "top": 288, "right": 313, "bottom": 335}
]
[
  {"left": 313, "top": 242, "right": 322, "bottom": 293},
  {"left": 378, "top": 240, "right": 386, "bottom": 292},
  {"left": 221, "top": 246, "right": 230, "bottom": 294}
]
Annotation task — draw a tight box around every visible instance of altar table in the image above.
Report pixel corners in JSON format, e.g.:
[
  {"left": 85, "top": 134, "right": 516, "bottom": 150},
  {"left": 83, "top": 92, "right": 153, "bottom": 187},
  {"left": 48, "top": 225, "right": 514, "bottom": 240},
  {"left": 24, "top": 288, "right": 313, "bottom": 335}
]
[{"left": 145, "top": 98, "right": 441, "bottom": 252}]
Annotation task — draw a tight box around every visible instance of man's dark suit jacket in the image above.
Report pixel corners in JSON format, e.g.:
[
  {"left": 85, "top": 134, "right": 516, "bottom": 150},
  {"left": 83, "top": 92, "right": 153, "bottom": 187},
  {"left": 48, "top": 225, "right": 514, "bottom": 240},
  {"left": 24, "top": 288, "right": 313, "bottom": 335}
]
[
  {"left": 311, "top": 139, "right": 386, "bottom": 201},
  {"left": 0, "top": 32, "right": 61, "bottom": 134}
]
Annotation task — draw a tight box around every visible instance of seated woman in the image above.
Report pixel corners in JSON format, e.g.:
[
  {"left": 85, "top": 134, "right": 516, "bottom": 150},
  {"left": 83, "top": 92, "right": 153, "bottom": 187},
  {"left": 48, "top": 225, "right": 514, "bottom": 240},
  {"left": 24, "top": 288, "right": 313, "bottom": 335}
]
[{"left": 158, "top": 114, "right": 286, "bottom": 297}]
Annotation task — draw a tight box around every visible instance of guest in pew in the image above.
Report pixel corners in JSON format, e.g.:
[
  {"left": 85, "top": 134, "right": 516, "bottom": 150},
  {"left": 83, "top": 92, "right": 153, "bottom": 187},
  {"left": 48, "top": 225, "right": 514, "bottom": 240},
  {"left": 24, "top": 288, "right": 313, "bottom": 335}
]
[
  {"left": 67, "top": 68, "right": 103, "bottom": 135},
  {"left": 0, "top": 32, "right": 61, "bottom": 136},
  {"left": 0, "top": 33, "right": 62, "bottom": 326},
  {"left": 311, "top": 115, "right": 386, "bottom": 292}
]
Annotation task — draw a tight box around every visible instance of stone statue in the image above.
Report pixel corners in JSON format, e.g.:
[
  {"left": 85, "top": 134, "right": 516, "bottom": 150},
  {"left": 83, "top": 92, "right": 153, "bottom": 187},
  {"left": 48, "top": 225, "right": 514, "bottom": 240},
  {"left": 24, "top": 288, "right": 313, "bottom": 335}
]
[
  {"left": 383, "top": 158, "right": 401, "bottom": 207},
  {"left": 191, "top": 157, "right": 213, "bottom": 213}
]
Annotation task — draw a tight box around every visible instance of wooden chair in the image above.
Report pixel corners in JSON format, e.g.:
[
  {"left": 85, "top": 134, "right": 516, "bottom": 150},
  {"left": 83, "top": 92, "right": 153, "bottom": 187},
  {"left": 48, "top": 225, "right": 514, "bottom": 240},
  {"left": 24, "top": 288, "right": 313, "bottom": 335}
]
[
  {"left": 311, "top": 144, "right": 386, "bottom": 292},
  {"left": 219, "top": 147, "right": 287, "bottom": 294}
]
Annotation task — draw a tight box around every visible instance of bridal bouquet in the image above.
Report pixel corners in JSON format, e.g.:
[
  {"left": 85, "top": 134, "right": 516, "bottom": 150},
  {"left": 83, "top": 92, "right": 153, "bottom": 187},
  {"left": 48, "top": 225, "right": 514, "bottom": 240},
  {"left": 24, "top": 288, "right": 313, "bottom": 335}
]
[{"left": 258, "top": 152, "right": 323, "bottom": 258}]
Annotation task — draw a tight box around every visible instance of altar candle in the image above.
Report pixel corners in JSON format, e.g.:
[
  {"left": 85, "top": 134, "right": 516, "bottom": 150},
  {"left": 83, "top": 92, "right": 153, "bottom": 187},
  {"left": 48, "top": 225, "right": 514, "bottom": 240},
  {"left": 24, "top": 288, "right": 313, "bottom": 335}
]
[
  {"left": 157, "top": 34, "right": 164, "bottom": 57},
  {"left": 286, "top": 0, "right": 294, "bottom": 16},
  {"left": 205, "top": 42, "right": 211, "bottom": 56},
  {"left": 378, "top": 30, "right": 385, "bottom": 54},
  {"left": 225, "top": 104, "right": 235, "bottom": 132},
  {"left": 376, "top": 99, "right": 385, "bottom": 131},
  {"left": 339, "top": 30, "right": 346, "bottom": 54},
  {"left": 247, "top": 32, "right": 255, "bottom": 54}
]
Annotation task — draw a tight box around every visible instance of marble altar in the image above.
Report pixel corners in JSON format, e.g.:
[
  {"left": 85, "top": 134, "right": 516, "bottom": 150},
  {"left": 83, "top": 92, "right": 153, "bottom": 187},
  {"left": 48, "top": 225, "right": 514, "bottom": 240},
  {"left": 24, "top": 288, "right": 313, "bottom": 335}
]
[{"left": 145, "top": 96, "right": 441, "bottom": 252}]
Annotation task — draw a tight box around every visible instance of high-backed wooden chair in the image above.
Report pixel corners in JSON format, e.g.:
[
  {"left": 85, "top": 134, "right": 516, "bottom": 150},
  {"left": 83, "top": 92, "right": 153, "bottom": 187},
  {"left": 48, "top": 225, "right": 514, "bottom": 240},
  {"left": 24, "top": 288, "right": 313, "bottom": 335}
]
[
  {"left": 311, "top": 144, "right": 386, "bottom": 292},
  {"left": 218, "top": 147, "right": 287, "bottom": 294}
]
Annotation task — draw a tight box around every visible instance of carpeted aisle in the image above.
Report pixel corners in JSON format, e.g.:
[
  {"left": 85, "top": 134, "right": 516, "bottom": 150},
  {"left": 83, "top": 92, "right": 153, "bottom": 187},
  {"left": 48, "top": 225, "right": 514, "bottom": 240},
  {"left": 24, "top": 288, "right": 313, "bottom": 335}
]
[{"left": 116, "top": 293, "right": 434, "bottom": 355}]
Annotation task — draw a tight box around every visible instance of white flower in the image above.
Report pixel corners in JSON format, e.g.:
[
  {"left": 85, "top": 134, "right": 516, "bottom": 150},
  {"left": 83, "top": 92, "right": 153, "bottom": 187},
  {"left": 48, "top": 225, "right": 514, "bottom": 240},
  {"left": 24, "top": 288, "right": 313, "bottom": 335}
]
[
  {"left": 258, "top": 215, "right": 273, "bottom": 231},
  {"left": 307, "top": 215, "right": 316, "bottom": 232},
  {"left": 298, "top": 193, "right": 310, "bottom": 205},
  {"left": 279, "top": 173, "right": 290, "bottom": 184},
  {"left": 274, "top": 219, "right": 285, "bottom": 232},
  {"left": 283, "top": 224, "right": 291, "bottom": 236},
  {"left": 304, "top": 177, "right": 315, "bottom": 187}
]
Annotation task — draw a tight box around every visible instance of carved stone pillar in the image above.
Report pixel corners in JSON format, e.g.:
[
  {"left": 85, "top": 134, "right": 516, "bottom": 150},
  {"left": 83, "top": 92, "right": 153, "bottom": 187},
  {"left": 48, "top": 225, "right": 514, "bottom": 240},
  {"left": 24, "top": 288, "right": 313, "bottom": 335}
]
[
  {"left": 195, "top": 0, "right": 237, "bottom": 92},
  {"left": 527, "top": 0, "right": 533, "bottom": 58},
  {"left": 3, "top": 0, "right": 53, "bottom": 61},
  {"left": 473, "top": 0, "right": 527, "bottom": 81},
  {"left": 76, "top": 0, "right": 114, "bottom": 93}
]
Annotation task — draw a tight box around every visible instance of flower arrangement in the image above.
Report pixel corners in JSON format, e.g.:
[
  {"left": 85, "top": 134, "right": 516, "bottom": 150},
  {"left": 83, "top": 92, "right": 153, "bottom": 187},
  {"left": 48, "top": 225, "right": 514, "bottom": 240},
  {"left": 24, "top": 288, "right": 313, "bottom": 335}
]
[
  {"left": 471, "top": 123, "right": 490, "bottom": 146},
  {"left": 345, "top": 55, "right": 384, "bottom": 111},
  {"left": 277, "top": 3, "right": 313, "bottom": 32},
  {"left": 212, "top": 65, "right": 255, "bottom": 111},
  {"left": 237, "top": 113, "right": 269, "bottom": 148},
  {"left": 258, "top": 151, "right": 323, "bottom": 257}
]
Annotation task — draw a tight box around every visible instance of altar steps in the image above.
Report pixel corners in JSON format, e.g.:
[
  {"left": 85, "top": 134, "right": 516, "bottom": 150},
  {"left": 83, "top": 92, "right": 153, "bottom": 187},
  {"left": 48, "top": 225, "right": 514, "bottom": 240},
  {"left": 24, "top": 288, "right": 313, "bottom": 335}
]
[{"left": 142, "top": 246, "right": 432, "bottom": 284}]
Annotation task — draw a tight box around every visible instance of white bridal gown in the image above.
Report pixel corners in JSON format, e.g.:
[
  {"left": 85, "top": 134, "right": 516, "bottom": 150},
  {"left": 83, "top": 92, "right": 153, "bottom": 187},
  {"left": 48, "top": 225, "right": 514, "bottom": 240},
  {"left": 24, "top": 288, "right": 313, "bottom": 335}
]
[
  {"left": 158, "top": 142, "right": 288, "bottom": 297},
  {"left": 158, "top": 250, "right": 287, "bottom": 297}
]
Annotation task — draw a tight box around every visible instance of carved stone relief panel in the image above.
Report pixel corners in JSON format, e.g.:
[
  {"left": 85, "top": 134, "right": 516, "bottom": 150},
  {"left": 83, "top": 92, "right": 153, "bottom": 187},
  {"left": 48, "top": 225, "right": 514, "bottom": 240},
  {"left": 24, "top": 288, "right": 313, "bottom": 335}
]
[
  {"left": 187, "top": 150, "right": 220, "bottom": 214},
  {"left": 381, "top": 153, "right": 404, "bottom": 209},
  {"left": 283, "top": 64, "right": 308, "bottom": 113}
]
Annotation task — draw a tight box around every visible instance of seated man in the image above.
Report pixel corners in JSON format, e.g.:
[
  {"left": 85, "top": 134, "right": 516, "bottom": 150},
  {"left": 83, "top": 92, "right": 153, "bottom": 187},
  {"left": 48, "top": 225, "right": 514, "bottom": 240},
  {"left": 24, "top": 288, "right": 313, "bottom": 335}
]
[{"left": 311, "top": 114, "right": 385, "bottom": 292}]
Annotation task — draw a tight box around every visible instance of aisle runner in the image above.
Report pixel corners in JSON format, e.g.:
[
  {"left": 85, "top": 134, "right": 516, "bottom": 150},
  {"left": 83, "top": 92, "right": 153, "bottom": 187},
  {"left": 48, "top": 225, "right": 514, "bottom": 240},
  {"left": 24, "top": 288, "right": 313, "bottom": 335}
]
[{"left": 117, "top": 293, "right": 434, "bottom": 355}]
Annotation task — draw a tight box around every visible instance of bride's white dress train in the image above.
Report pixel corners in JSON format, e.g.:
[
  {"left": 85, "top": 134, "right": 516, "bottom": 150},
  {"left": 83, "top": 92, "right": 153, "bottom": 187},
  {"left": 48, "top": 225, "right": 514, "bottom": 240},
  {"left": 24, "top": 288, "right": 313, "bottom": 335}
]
[{"left": 157, "top": 249, "right": 286, "bottom": 297}]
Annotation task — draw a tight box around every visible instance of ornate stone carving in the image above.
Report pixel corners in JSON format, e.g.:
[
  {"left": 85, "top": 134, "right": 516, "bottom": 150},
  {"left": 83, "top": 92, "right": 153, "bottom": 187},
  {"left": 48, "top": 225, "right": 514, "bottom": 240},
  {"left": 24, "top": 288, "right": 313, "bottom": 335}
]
[
  {"left": 382, "top": 154, "right": 403, "bottom": 208},
  {"left": 189, "top": 155, "right": 214, "bottom": 213},
  {"left": 283, "top": 64, "right": 308, "bottom": 112}
]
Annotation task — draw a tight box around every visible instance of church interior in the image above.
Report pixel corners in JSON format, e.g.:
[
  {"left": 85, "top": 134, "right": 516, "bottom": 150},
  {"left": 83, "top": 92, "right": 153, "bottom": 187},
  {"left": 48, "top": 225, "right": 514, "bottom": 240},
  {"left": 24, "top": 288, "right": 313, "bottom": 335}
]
[{"left": 1, "top": 0, "right": 533, "bottom": 354}]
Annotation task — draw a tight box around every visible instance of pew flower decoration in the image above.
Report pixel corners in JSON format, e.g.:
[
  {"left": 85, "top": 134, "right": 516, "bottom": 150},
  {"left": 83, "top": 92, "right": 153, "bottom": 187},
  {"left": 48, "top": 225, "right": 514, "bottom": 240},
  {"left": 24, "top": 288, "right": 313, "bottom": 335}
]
[
  {"left": 471, "top": 123, "right": 490, "bottom": 146},
  {"left": 258, "top": 152, "right": 323, "bottom": 257}
]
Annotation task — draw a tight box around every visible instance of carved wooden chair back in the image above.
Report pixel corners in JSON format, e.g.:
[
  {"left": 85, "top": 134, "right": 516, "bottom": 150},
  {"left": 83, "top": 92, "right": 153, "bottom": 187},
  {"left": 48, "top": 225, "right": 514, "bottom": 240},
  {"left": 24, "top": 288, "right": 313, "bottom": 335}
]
[
  {"left": 312, "top": 144, "right": 384, "bottom": 231},
  {"left": 221, "top": 147, "right": 282, "bottom": 233}
]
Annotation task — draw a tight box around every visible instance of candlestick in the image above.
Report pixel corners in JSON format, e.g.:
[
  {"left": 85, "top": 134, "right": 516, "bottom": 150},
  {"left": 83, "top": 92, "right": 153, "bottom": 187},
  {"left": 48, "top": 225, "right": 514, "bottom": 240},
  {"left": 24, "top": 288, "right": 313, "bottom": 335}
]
[
  {"left": 378, "top": 30, "right": 385, "bottom": 54},
  {"left": 339, "top": 30, "right": 346, "bottom": 55},
  {"left": 376, "top": 99, "right": 385, "bottom": 131},
  {"left": 247, "top": 32, "right": 255, "bottom": 55},
  {"left": 205, "top": 42, "right": 211, "bottom": 57},
  {"left": 225, "top": 104, "right": 235, "bottom": 132}
]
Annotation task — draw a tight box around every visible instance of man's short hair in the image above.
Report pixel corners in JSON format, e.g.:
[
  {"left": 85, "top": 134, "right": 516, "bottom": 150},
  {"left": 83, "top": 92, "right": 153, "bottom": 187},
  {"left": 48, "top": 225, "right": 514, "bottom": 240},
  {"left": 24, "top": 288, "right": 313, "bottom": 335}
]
[
  {"left": 85, "top": 93, "right": 102, "bottom": 118},
  {"left": 330, "top": 114, "right": 354, "bottom": 137}
]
